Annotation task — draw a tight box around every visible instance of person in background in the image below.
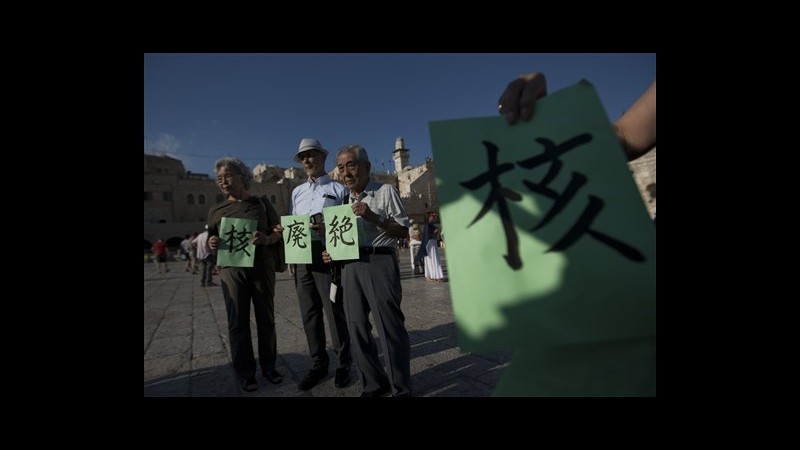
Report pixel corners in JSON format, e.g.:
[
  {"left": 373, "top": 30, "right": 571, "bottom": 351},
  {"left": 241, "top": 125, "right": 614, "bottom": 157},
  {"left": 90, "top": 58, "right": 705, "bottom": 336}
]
[
  {"left": 189, "top": 231, "right": 198, "bottom": 274},
  {"left": 193, "top": 226, "right": 215, "bottom": 287},
  {"left": 206, "top": 157, "right": 284, "bottom": 392},
  {"left": 276, "top": 138, "right": 352, "bottom": 391},
  {"left": 181, "top": 234, "right": 197, "bottom": 274},
  {"left": 152, "top": 238, "right": 169, "bottom": 274},
  {"left": 420, "top": 212, "right": 444, "bottom": 282},
  {"left": 323, "top": 144, "right": 412, "bottom": 397},
  {"left": 408, "top": 221, "right": 422, "bottom": 276},
  {"left": 498, "top": 72, "right": 656, "bottom": 161}
]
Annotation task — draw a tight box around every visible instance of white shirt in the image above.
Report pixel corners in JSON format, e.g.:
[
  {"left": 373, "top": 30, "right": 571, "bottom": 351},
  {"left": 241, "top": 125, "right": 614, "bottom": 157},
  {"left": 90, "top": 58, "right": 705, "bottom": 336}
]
[
  {"left": 193, "top": 231, "right": 211, "bottom": 260},
  {"left": 291, "top": 174, "right": 348, "bottom": 240},
  {"left": 291, "top": 175, "right": 348, "bottom": 215},
  {"left": 409, "top": 226, "right": 422, "bottom": 245}
]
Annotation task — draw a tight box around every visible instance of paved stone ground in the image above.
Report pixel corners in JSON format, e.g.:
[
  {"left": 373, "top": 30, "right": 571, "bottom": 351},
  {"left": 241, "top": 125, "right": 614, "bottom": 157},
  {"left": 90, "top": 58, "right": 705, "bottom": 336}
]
[{"left": 144, "top": 248, "right": 511, "bottom": 397}]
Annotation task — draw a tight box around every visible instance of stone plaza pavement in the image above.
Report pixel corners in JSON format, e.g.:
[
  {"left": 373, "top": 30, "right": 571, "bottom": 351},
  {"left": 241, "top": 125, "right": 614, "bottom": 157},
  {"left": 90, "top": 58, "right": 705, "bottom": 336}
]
[{"left": 144, "top": 248, "right": 511, "bottom": 397}]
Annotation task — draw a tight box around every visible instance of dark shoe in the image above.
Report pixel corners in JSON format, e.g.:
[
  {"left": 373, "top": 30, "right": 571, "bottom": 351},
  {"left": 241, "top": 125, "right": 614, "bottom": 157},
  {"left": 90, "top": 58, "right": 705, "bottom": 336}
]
[
  {"left": 297, "top": 367, "right": 327, "bottom": 391},
  {"left": 263, "top": 369, "right": 284, "bottom": 384},
  {"left": 360, "top": 385, "right": 390, "bottom": 397},
  {"left": 334, "top": 367, "right": 351, "bottom": 388},
  {"left": 241, "top": 377, "right": 258, "bottom": 392}
]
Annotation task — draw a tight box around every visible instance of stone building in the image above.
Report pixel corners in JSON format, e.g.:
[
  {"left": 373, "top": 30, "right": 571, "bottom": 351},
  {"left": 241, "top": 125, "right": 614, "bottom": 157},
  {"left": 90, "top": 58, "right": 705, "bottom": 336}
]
[
  {"left": 328, "top": 137, "right": 439, "bottom": 224},
  {"left": 143, "top": 155, "right": 301, "bottom": 250},
  {"left": 390, "top": 137, "right": 438, "bottom": 223},
  {"left": 144, "top": 139, "right": 654, "bottom": 251}
]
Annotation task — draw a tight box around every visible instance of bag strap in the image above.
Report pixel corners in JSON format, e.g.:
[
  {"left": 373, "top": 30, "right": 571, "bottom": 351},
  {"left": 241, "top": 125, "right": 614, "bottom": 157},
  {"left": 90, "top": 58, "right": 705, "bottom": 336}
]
[{"left": 258, "top": 196, "right": 279, "bottom": 229}]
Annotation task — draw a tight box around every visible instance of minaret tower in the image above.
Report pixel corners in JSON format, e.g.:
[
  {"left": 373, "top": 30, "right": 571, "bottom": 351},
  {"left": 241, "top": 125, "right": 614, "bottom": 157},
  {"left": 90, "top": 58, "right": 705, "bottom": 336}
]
[{"left": 392, "top": 136, "right": 409, "bottom": 173}]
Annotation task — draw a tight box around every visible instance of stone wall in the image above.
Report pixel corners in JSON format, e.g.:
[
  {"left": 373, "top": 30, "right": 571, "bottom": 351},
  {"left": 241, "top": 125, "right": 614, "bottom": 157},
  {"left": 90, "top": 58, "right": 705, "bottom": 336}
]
[
  {"left": 628, "top": 147, "right": 656, "bottom": 218},
  {"left": 144, "top": 154, "right": 300, "bottom": 246}
]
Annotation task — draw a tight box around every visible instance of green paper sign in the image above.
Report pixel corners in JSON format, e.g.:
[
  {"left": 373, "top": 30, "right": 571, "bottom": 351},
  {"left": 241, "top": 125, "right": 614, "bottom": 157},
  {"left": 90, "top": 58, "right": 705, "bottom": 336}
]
[
  {"left": 282, "top": 215, "right": 312, "bottom": 264},
  {"left": 217, "top": 217, "right": 258, "bottom": 267},
  {"left": 429, "top": 80, "right": 655, "bottom": 396},
  {"left": 323, "top": 204, "right": 360, "bottom": 261}
]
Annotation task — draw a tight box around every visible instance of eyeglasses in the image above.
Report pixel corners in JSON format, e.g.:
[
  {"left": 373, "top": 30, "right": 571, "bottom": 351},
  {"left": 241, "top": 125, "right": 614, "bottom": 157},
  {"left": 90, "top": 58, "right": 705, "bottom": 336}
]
[
  {"left": 298, "top": 151, "right": 320, "bottom": 160},
  {"left": 216, "top": 174, "right": 238, "bottom": 184}
]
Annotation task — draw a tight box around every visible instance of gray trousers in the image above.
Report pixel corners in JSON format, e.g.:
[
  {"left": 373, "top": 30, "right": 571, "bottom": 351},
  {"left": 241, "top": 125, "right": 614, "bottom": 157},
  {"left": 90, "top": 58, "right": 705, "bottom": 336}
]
[
  {"left": 341, "top": 252, "right": 411, "bottom": 396},
  {"left": 294, "top": 241, "right": 351, "bottom": 370}
]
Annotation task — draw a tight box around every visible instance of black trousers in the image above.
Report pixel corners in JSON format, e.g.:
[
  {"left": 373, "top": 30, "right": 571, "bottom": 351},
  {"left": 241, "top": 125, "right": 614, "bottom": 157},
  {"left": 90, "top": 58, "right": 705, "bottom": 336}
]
[{"left": 219, "top": 265, "right": 277, "bottom": 380}]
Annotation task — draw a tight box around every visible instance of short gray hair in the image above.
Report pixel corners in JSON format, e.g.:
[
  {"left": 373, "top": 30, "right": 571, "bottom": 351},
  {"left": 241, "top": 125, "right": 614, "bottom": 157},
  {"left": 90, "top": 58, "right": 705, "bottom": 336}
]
[
  {"left": 336, "top": 144, "right": 370, "bottom": 164},
  {"left": 214, "top": 157, "right": 253, "bottom": 189}
]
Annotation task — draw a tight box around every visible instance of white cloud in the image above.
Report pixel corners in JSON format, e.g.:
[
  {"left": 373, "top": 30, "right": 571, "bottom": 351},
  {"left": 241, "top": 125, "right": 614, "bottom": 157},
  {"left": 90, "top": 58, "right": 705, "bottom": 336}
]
[{"left": 145, "top": 133, "right": 181, "bottom": 156}]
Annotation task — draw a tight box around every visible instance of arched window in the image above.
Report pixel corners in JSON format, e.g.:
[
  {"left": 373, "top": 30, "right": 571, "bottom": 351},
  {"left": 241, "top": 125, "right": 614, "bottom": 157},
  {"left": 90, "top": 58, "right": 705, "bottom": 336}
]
[
  {"left": 187, "top": 194, "right": 194, "bottom": 205},
  {"left": 198, "top": 194, "right": 206, "bottom": 205}
]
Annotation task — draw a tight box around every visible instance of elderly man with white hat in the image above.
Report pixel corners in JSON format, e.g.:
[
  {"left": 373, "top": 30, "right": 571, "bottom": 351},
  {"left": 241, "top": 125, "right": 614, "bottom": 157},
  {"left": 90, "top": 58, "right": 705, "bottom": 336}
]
[{"left": 278, "top": 138, "right": 353, "bottom": 391}]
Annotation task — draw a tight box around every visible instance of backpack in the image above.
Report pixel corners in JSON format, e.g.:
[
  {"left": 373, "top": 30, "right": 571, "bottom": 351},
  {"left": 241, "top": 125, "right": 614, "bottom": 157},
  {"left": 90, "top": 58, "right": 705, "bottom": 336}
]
[{"left": 259, "top": 196, "right": 287, "bottom": 273}]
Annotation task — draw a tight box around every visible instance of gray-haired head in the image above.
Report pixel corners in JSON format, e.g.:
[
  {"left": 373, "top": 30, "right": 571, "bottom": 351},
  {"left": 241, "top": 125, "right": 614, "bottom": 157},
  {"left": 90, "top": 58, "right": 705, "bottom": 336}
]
[
  {"left": 336, "top": 144, "right": 370, "bottom": 165},
  {"left": 214, "top": 157, "right": 253, "bottom": 190}
]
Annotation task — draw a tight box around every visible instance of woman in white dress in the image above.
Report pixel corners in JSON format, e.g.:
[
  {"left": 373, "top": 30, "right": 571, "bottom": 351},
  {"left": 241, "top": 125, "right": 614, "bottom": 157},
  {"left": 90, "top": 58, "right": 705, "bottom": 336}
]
[{"left": 421, "top": 213, "right": 444, "bottom": 282}]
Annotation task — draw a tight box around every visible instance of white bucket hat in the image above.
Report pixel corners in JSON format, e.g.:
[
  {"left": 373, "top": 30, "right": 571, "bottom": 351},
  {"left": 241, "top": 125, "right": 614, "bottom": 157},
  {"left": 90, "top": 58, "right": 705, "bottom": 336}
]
[{"left": 294, "top": 138, "right": 329, "bottom": 162}]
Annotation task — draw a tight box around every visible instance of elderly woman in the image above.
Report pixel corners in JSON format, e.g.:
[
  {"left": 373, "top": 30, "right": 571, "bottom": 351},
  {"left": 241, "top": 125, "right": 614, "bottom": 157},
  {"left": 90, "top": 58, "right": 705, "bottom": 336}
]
[{"left": 206, "top": 157, "right": 284, "bottom": 392}]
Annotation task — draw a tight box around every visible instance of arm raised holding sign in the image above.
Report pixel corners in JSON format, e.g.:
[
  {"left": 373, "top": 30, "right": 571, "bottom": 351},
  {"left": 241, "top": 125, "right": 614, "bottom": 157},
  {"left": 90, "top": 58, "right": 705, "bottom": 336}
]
[{"left": 498, "top": 72, "right": 656, "bottom": 161}]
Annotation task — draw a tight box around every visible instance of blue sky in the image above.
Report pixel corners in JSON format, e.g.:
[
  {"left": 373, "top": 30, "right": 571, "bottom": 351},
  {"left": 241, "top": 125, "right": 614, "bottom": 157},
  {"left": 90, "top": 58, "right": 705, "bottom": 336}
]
[{"left": 144, "top": 53, "right": 655, "bottom": 176}]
